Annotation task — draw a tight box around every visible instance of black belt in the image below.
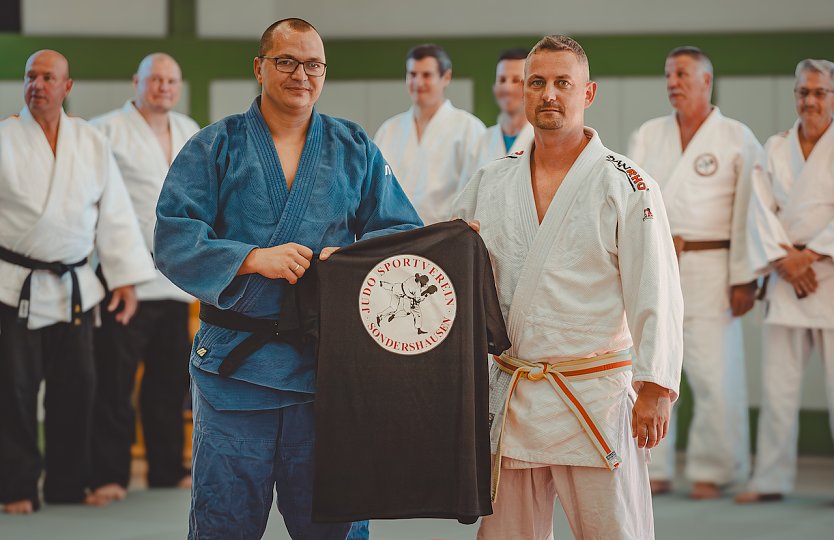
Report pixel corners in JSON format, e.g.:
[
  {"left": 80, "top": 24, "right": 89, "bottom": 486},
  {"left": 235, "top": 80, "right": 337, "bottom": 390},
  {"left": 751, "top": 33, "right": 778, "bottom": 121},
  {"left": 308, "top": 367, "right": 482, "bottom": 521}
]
[
  {"left": 0, "top": 245, "right": 87, "bottom": 325},
  {"left": 198, "top": 300, "right": 305, "bottom": 377}
]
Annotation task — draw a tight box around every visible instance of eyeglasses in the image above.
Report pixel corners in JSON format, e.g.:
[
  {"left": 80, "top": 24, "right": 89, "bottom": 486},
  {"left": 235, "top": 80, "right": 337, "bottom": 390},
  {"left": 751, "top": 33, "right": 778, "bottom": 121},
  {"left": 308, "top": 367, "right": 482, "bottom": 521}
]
[
  {"left": 259, "top": 56, "right": 326, "bottom": 77},
  {"left": 794, "top": 87, "right": 834, "bottom": 99}
]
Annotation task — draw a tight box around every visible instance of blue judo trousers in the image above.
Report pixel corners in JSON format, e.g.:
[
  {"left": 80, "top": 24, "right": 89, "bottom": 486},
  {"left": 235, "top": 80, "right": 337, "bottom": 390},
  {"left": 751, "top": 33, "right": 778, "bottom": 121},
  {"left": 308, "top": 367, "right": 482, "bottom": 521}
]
[{"left": 155, "top": 98, "right": 421, "bottom": 539}]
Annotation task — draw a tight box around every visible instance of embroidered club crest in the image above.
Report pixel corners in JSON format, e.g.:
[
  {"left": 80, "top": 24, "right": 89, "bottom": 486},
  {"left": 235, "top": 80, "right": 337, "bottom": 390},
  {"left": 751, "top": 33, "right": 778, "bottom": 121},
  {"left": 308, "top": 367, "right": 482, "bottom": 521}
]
[
  {"left": 358, "top": 254, "right": 457, "bottom": 355},
  {"left": 643, "top": 208, "right": 654, "bottom": 221},
  {"left": 694, "top": 153, "right": 718, "bottom": 176}
]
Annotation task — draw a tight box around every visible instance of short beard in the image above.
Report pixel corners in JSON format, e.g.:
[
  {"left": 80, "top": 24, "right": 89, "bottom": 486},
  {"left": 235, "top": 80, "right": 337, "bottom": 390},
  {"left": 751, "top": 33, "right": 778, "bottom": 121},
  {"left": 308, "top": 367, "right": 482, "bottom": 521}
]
[{"left": 534, "top": 115, "right": 563, "bottom": 130}]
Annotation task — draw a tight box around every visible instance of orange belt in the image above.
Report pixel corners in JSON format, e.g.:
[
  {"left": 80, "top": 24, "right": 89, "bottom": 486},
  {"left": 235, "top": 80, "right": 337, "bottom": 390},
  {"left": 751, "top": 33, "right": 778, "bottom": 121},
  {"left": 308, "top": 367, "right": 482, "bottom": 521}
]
[{"left": 490, "top": 351, "right": 633, "bottom": 502}]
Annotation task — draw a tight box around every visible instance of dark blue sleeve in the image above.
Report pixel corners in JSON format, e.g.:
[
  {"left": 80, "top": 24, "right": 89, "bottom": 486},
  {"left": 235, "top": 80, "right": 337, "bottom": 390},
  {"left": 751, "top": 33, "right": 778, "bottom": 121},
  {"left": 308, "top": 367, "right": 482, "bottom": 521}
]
[{"left": 154, "top": 131, "right": 257, "bottom": 308}]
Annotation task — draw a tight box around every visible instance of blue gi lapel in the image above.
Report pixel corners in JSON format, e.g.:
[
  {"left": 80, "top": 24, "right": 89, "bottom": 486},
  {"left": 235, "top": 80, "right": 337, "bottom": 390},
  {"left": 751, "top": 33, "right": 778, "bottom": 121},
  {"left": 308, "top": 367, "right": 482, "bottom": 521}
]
[
  {"left": 244, "top": 98, "right": 323, "bottom": 247},
  {"left": 240, "top": 99, "right": 324, "bottom": 311}
]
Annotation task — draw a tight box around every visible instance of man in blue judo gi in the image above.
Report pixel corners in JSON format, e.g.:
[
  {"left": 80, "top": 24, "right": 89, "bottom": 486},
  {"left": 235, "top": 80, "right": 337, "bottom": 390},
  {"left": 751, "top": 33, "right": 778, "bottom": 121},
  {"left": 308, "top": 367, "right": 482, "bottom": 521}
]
[{"left": 154, "top": 18, "right": 422, "bottom": 540}]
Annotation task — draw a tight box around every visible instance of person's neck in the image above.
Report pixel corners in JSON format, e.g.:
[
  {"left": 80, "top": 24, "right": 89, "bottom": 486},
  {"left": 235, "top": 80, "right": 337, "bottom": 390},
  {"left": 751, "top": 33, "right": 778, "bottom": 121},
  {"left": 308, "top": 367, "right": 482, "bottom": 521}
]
[
  {"left": 261, "top": 100, "right": 311, "bottom": 141},
  {"left": 414, "top": 99, "right": 444, "bottom": 125},
  {"left": 32, "top": 108, "right": 61, "bottom": 137},
  {"left": 135, "top": 102, "right": 170, "bottom": 134},
  {"left": 676, "top": 100, "right": 712, "bottom": 132},
  {"left": 799, "top": 115, "right": 832, "bottom": 145},
  {"left": 499, "top": 109, "right": 526, "bottom": 136},
  {"left": 532, "top": 126, "right": 589, "bottom": 171}
]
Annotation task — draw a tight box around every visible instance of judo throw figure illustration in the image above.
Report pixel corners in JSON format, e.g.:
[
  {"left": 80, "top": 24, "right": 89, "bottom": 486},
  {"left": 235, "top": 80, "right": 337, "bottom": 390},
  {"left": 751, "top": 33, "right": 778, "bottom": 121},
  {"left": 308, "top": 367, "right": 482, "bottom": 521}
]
[{"left": 375, "top": 274, "right": 438, "bottom": 335}]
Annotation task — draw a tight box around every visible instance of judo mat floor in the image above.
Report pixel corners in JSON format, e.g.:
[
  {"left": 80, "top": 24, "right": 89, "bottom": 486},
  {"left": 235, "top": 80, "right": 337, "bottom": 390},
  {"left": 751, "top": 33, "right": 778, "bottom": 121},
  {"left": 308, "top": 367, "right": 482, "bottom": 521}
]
[{"left": 2, "top": 455, "right": 833, "bottom": 540}]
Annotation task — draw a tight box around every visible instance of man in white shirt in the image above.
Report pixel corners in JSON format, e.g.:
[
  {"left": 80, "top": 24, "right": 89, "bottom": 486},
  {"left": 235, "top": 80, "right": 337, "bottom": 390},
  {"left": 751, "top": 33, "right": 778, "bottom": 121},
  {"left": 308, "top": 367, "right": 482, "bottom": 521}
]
[
  {"left": 461, "top": 47, "right": 533, "bottom": 181},
  {"left": 87, "top": 53, "right": 200, "bottom": 503},
  {"left": 736, "top": 58, "right": 834, "bottom": 504},
  {"left": 375, "top": 44, "right": 485, "bottom": 224},
  {"left": 0, "top": 50, "right": 154, "bottom": 514},
  {"left": 629, "top": 46, "right": 764, "bottom": 499}
]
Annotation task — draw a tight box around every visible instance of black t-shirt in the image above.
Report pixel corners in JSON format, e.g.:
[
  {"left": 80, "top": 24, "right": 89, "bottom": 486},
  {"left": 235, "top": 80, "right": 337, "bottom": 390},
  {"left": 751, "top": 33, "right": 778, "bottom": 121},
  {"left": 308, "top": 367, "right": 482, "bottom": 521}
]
[{"left": 312, "top": 220, "right": 511, "bottom": 524}]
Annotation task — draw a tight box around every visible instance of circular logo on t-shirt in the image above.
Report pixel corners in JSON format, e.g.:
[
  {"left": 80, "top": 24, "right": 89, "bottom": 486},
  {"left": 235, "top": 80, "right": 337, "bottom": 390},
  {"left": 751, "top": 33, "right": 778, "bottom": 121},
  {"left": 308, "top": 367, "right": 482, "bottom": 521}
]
[
  {"left": 693, "top": 153, "right": 719, "bottom": 176},
  {"left": 358, "top": 254, "right": 457, "bottom": 356}
]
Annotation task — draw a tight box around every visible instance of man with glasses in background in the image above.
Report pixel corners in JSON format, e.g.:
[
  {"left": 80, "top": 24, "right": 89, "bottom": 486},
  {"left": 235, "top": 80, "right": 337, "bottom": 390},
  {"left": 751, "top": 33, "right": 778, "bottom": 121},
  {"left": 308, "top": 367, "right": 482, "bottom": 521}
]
[
  {"left": 737, "top": 58, "right": 834, "bottom": 504},
  {"left": 375, "top": 43, "right": 485, "bottom": 224},
  {"left": 154, "top": 18, "right": 421, "bottom": 539}
]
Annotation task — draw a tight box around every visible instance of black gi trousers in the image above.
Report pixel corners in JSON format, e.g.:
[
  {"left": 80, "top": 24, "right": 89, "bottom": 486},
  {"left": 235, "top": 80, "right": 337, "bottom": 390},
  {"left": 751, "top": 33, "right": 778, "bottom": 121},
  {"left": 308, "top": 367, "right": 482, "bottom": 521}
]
[
  {"left": 90, "top": 298, "right": 190, "bottom": 489},
  {"left": 0, "top": 302, "right": 95, "bottom": 507}
]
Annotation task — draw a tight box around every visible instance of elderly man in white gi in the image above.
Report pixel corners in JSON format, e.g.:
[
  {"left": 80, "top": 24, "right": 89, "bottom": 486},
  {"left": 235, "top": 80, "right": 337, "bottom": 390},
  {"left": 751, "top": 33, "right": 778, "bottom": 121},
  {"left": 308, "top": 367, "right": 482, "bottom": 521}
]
[
  {"left": 375, "top": 43, "right": 485, "bottom": 224},
  {"left": 86, "top": 53, "right": 200, "bottom": 503},
  {"left": 453, "top": 35, "right": 683, "bottom": 540},
  {"left": 736, "top": 58, "right": 834, "bottom": 504},
  {"left": 629, "top": 46, "right": 764, "bottom": 499},
  {"left": 0, "top": 50, "right": 154, "bottom": 514},
  {"left": 460, "top": 47, "right": 534, "bottom": 181}
]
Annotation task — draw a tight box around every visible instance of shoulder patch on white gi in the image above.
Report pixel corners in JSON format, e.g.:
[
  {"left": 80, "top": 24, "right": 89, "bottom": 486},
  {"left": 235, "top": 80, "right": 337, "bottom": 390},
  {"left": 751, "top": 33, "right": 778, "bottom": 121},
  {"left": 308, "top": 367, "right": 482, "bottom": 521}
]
[
  {"left": 604, "top": 154, "right": 649, "bottom": 192},
  {"left": 359, "top": 254, "right": 456, "bottom": 356},
  {"left": 642, "top": 207, "right": 654, "bottom": 221},
  {"left": 693, "top": 153, "right": 718, "bottom": 176}
]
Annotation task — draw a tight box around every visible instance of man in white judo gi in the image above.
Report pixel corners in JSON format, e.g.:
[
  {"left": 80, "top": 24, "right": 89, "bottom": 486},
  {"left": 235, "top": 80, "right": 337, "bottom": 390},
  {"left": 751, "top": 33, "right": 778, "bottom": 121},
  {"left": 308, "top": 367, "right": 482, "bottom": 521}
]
[
  {"left": 0, "top": 50, "right": 155, "bottom": 513},
  {"left": 375, "top": 43, "right": 485, "bottom": 224},
  {"left": 461, "top": 47, "right": 533, "bottom": 181},
  {"left": 452, "top": 35, "right": 683, "bottom": 540},
  {"left": 629, "top": 46, "right": 764, "bottom": 499},
  {"left": 736, "top": 58, "right": 834, "bottom": 504},
  {"left": 87, "top": 53, "right": 200, "bottom": 503}
]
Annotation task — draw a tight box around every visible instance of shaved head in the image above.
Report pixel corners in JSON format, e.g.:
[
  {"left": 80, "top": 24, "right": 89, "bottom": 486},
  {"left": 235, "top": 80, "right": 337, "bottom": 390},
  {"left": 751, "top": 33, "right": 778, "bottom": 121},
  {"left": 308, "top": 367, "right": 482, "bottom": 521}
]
[
  {"left": 133, "top": 52, "right": 183, "bottom": 114},
  {"left": 24, "top": 49, "right": 73, "bottom": 119},
  {"left": 26, "top": 49, "right": 69, "bottom": 79}
]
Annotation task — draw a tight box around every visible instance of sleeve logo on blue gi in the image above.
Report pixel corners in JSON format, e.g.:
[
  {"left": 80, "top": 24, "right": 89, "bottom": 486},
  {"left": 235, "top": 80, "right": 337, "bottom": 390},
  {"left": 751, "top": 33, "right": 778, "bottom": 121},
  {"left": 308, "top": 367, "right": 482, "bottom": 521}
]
[
  {"left": 693, "top": 153, "right": 719, "bottom": 177},
  {"left": 642, "top": 208, "right": 654, "bottom": 221},
  {"left": 358, "top": 254, "right": 457, "bottom": 356},
  {"left": 196, "top": 347, "right": 208, "bottom": 357},
  {"left": 384, "top": 164, "right": 392, "bottom": 176}
]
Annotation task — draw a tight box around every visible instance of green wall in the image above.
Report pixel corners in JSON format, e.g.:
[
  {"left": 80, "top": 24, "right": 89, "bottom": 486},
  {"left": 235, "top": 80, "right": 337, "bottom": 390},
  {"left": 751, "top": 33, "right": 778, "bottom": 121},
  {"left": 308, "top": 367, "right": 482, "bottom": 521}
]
[{"left": 2, "top": 1, "right": 832, "bottom": 455}]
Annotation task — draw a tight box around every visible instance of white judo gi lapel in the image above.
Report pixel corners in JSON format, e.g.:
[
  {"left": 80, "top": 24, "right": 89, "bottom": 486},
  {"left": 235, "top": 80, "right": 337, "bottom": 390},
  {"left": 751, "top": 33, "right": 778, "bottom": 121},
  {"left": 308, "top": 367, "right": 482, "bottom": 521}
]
[
  {"left": 662, "top": 108, "right": 722, "bottom": 204},
  {"left": 121, "top": 101, "right": 170, "bottom": 171},
  {"left": 14, "top": 107, "right": 87, "bottom": 255},
  {"left": 504, "top": 129, "right": 605, "bottom": 353},
  {"left": 780, "top": 121, "right": 834, "bottom": 238}
]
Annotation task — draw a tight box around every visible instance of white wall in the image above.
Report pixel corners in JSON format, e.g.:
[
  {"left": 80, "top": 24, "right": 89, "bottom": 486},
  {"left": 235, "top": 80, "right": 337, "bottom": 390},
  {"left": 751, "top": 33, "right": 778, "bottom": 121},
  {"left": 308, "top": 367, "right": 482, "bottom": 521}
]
[
  {"left": 197, "top": 0, "right": 834, "bottom": 39},
  {"left": 22, "top": 0, "right": 167, "bottom": 37}
]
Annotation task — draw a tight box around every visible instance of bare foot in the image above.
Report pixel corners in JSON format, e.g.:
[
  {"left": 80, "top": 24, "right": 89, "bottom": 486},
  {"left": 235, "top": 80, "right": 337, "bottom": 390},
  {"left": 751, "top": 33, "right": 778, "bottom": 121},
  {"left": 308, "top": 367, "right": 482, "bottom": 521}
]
[
  {"left": 650, "top": 479, "right": 672, "bottom": 495},
  {"left": 83, "top": 492, "right": 111, "bottom": 507},
  {"left": 2, "top": 500, "right": 34, "bottom": 514},
  {"left": 177, "top": 475, "right": 192, "bottom": 490},
  {"left": 92, "top": 483, "right": 127, "bottom": 502},
  {"left": 734, "top": 491, "right": 784, "bottom": 504},
  {"left": 690, "top": 481, "right": 721, "bottom": 500}
]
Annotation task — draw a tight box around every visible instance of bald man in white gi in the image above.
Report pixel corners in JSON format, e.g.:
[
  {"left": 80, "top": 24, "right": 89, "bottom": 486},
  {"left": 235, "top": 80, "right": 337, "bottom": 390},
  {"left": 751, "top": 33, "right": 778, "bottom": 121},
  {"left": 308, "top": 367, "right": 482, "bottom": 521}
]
[
  {"left": 629, "top": 46, "right": 764, "bottom": 499},
  {"left": 375, "top": 43, "right": 485, "bottom": 224},
  {"left": 736, "top": 59, "right": 834, "bottom": 504},
  {"left": 453, "top": 35, "right": 682, "bottom": 540},
  {"left": 87, "top": 53, "right": 200, "bottom": 503},
  {"left": 460, "top": 47, "right": 534, "bottom": 181},
  {"left": 0, "top": 50, "right": 154, "bottom": 514}
]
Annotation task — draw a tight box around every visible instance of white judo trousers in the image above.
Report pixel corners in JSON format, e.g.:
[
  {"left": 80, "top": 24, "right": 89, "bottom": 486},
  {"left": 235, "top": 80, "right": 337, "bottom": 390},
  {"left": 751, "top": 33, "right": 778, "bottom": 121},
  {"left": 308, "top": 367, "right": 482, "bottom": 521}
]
[
  {"left": 374, "top": 99, "right": 485, "bottom": 224},
  {"left": 453, "top": 129, "right": 683, "bottom": 539},
  {"left": 747, "top": 121, "right": 834, "bottom": 493},
  {"left": 629, "top": 108, "right": 764, "bottom": 484}
]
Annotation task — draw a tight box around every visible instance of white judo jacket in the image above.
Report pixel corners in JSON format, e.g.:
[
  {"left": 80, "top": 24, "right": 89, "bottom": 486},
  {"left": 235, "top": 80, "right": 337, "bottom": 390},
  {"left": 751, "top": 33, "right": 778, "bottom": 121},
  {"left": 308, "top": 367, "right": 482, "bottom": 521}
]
[
  {"left": 0, "top": 107, "right": 155, "bottom": 329},
  {"left": 460, "top": 121, "right": 534, "bottom": 184},
  {"left": 374, "top": 100, "right": 485, "bottom": 225},
  {"left": 451, "top": 129, "right": 683, "bottom": 467},
  {"left": 629, "top": 108, "right": 764, "bottom": 318},
  {"left": 91, "top": 101, "right": 199, "bottom": 302},
  {"left": 748, "top": 121, "right": 834, "bottom": 329}
]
